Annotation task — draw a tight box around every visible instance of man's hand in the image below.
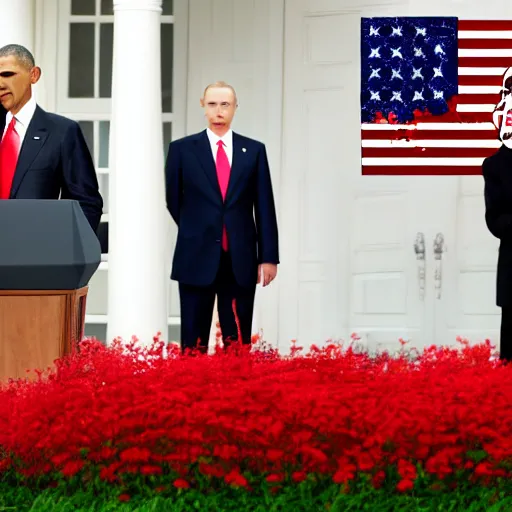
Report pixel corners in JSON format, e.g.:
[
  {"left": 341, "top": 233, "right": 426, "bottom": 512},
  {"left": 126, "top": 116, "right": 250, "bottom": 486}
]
[{"left": 258, "top": 263, "right": 277, "bottom": 287}]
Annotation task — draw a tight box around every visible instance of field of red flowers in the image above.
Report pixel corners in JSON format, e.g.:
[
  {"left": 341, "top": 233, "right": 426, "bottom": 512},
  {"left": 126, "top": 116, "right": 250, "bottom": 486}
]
[{"left": 1, "top": 335, "right": 512, "bottom": 510}]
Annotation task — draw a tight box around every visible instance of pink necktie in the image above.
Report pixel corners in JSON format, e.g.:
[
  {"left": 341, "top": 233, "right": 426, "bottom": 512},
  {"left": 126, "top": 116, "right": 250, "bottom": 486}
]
[
  {"left": 216, "top": 140, "right": 230, "bottom": 251},
  {"left": 0, "top": 117, "right": 20, "bottom": 199}
]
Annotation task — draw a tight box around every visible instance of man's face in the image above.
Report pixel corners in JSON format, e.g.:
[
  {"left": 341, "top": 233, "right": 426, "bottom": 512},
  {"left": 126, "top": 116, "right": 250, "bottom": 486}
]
[
  {"left": 0, "top": 55, "right": 40, "bottom": 115},
  {"left": 201, "top": 87, "right": 237, "bottom": 130}
]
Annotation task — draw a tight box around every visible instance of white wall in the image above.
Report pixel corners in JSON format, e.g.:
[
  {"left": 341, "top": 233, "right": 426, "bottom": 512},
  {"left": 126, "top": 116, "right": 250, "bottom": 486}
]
[{"left": 278, "top": 0, "right": 505, "bottom": 352}]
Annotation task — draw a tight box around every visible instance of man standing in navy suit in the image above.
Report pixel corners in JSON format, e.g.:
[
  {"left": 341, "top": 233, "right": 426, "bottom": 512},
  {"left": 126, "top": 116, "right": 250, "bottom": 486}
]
[
  {"left": 0, "top": 44, "right": 102, "bottom": 231},
  {"left": 165, "top": 81, "right": 279, "bottom": 352}
]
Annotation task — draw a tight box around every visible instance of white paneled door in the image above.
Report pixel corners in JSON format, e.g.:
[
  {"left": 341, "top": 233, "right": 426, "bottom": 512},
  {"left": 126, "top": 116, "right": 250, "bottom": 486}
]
[
  {"left": 433, "top": 176, "right": 500, "bottom": 348},
  {"left": 279, "top": 0, "right": 501, "bottom": 353}
]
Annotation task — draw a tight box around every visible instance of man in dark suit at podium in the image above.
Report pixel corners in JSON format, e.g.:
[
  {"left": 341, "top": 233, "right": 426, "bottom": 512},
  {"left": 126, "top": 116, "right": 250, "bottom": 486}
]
[
  {"left": 165, "top": 81, "right": 279, "bottom": 353},
  {"left": 0, "top": 44, "right": 102, "bottom": 231}
]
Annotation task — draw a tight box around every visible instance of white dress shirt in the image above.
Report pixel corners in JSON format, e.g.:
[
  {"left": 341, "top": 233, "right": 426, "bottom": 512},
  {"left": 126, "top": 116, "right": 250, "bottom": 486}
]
[
  {"left": 206, "top": 127, "right": 233, "bottom": 166},
  {"left": 2, "top": 95, "right": 37, "bottom": 144}
]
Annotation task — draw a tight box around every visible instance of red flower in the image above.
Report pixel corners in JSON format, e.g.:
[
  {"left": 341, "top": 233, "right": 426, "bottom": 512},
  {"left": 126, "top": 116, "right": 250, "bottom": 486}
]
[
  {"left": 99, "top": 462, "right": 122, "bottom": 482},
  {"left": 372, "top": 470, "right": 385, "bottom": 489},
  {"left": 291, "top": 471, "right": 307, "bottom": 483},
  {"left": 333, "top": 468, "right": 355, "bottom": 484},
  {"left": 0, "top": 334, "right": 505, "bottom": 497},
  {"left": 396, "top": 479, "right": 414, "bottom": 492},
  {"left": 267, "top": 449, "right": 284, "bottom": 461},
  {"left": 357, "top": 452, "right": 374, "bottom": 472},
  {"left": 225, "top": 470, "right": 248, "bottom": 488},
  {"left": 474, "top": 462, "right": 493, "bottom": 476},
  {"left": 199, "top": 462, "right": 225, "bottom": 478},
  {"left": 266, "top": 473, "right": 284, "bottom": 483},
  {"left": 119, "top": 447, "right": 151, "bottom": 463},
  {"left": 61, "top": 460, "right": 84, "bottom": 477},
  {"left": 300, "top": 446, "right": 328, "bottom": 464},
  {"left": 397, "top": 459, "right": 417, "bottom": 481},
  {"left": 140, "top": 465, "right": 162, "bottom": 475},
  {"left": 173, "top": 478, "right": 190, "bottom": 489},
  {"left": 51, "top": 453, "right": 71, "bottom": 466}
]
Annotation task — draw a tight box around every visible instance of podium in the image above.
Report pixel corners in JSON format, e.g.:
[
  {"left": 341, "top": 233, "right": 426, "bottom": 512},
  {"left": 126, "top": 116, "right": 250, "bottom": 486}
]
[{"left": 0, "top": 200, "right": 101, "bottom": 381}]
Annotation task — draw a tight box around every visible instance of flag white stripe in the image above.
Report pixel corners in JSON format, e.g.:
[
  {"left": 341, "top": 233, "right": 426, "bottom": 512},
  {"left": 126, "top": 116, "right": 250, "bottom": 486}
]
[
  {"left": 457, "top": 104, "right": 496, "bottom": 112},
  {"left": 459, "top": 48, "right": 512, "bottom": 57},
  {"left": 361, "top": 122, "right": 495, "bottom": 130},
  {"left": 459, "top": 85, "right": 501, "bottom": 94},
  {"left": 459, "top": 30, "right": 512, "bottom": 39},
  {"left": 362, "top": 157, "right": 484, "bottom": 166},
  {"left": 362, "top": 139, "right": 500, "bottom": 148},
  {"left": 458, "top": 67, "right": 507, "bottom": 75}
]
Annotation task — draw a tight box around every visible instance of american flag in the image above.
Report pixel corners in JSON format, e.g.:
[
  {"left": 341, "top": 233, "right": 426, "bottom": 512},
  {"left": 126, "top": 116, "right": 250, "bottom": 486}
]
[{"left": 361, "top": 17, "right": 510, "bottom": 175}]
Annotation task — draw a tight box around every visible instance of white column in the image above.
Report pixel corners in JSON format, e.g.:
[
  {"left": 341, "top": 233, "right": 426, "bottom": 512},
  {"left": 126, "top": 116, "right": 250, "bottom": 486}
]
[
  {"left": 0, "top": 0, "right": 34, "bottom": 50},
  {"left": 107, "top": 0, "right": 168, "bottom": 345}
]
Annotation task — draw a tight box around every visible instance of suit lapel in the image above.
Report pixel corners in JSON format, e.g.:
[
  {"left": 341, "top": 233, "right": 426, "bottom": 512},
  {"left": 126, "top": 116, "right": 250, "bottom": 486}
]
[
  {"left": 10, "top": 106, "right": 50, "bottom": 197},
  {"left": 193, "top": 130, "right": 222, "bottom": 200},
  {"left": 226, "top": 132, "right": 245, "bottom": 202}
]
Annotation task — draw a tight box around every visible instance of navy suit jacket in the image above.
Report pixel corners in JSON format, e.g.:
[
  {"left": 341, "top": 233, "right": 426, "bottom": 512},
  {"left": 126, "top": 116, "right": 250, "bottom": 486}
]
[
  {"left": 165, "top": 129, "right": 279, "bottom": 289},
  {"left": 0, "top": 105, "right": 103, "bottom": 231}
]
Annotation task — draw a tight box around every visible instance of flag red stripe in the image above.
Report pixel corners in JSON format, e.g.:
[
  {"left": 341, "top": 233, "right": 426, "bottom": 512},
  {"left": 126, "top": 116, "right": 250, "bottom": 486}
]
[
  {"left": 457, "top": 93, "right": 500, "bottom": 104},
  {"left": 459, "top": 57, "right": 512, "bottom": 68},
  {"left": 362, "top": 147, "right": 496, "bottom": 158},
  {"left": 458, "top": 20, "right": 512, "bottom": 31},
  {"left": 362, "top": 166, "right": 483, "bottom": 175},
  {"left": 458, "top": 38, "right": 512, "bottom": 50},
  {"left": 361, "top": 129, "right": 497, "bottom": 140},
  {"left": 458, "top": 75, "right": 504, "bottom": 86}
]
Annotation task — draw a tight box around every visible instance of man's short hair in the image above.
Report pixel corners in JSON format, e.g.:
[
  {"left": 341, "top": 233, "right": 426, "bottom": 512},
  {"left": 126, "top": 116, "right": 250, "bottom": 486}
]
[
  {"left": 0, "top": 44, "right": 35, "bottom": 69},
  {"left": 202, "top": 81, "right": 238, "bottom": 104}
]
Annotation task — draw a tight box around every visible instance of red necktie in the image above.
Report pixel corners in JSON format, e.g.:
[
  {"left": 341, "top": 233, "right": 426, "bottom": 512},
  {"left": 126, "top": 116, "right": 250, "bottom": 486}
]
[
  {"left": 0, "top": 117, "right": 20, "bottom": 199},
  {"left": 216, "top": 140, "right": 231, "bottom": 251}
]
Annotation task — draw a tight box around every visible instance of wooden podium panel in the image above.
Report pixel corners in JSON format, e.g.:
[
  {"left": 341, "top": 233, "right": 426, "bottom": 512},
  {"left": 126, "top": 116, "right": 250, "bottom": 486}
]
[{"left": 0, "top": 287, "right": 88, "bottom": 381}]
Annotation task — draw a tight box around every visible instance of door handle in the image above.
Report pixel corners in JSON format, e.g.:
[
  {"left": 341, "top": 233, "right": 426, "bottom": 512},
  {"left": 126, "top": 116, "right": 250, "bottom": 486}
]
[
  {"left": 413, "top": 232, "right": 426, "bottom": 300},
  {"left": 433, "top": 233, "right": 446, "bottom": 299}
]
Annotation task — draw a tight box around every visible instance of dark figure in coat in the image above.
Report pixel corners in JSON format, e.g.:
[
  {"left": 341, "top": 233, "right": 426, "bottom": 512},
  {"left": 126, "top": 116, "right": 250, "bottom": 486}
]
[{"left": 483, "top": 145, "right": 512, "bottom": 361}]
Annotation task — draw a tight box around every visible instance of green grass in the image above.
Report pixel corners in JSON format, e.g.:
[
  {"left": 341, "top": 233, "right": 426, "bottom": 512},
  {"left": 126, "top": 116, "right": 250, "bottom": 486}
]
[{"left": 1, "top": 482, "right": 512, "bottom": 511}]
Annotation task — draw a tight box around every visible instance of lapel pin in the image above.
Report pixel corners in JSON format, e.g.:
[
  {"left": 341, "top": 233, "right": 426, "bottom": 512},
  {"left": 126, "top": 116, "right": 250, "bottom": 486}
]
[
  {"left": 33, "top": 136, "right": 40, "bottom": 140},
  {"left": 242, "top": 147, "right": 246, "bottom": 152}
]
